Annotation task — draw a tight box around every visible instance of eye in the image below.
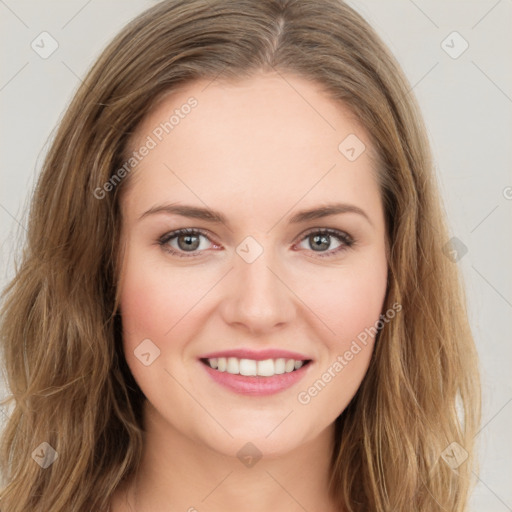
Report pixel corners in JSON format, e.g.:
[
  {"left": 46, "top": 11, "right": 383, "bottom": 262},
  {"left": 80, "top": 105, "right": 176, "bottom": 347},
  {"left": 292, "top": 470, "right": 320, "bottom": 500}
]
[
  {"left": 158, "top": 227, "right": 355, "bottom": 258},
  {"left": 295, "top": 228, "right": 354, "bottom": 258},
  {"left": 158, "top": 228, "right": 216, "bottom": 258}
]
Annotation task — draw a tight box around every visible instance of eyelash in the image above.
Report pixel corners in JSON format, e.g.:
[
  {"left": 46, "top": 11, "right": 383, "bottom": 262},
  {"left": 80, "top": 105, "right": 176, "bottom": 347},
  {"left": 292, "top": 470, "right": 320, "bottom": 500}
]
[{"left": 157, "top": 227, "right": 355, "bottom": 259}]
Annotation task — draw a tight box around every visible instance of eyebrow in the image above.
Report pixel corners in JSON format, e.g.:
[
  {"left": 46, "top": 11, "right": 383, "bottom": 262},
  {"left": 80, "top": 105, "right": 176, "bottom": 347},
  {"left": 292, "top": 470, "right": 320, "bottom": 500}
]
[{"left": 138, "top": 202, "right": 373, "bottom": 227}]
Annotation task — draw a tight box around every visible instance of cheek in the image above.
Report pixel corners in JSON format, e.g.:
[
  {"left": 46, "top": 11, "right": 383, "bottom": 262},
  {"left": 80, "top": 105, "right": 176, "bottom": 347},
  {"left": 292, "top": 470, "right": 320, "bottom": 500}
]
[
  {"left": 120, "top": 247, "right": 388, "bottom": 344},
  {"left": 118, "top": 253, "right": 203, "bottom": 394},
  {"left": 118, "top": 252, "right": 189, "bottom": 343},
  {"left": 296, "top": 256, "right": 388, "bottom": 414},
  {"left": 305, "top": 254, "right": 388, "bottom": 346}
]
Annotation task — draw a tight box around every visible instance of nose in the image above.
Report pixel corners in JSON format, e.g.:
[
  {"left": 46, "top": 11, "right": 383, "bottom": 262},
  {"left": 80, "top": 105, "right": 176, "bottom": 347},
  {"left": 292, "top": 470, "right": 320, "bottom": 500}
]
[{"left": 220, "top": 241, "right": 296, "bottom": 335}]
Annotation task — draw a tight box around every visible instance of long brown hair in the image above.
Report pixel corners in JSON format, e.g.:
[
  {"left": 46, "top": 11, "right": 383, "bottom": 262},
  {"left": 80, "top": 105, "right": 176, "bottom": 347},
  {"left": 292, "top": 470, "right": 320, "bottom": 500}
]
[{"left": 0, "top": 0, "right": 480, "bottom": 510}]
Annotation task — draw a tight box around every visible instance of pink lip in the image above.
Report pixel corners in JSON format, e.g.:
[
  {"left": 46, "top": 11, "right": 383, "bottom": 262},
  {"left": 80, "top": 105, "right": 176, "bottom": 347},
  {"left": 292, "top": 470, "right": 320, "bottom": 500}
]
[
  {"left": 200, "top": 360, "right": 313, "bottom": 396},
  {"left": 199, "top": 349, "right": 311, "bottom": 361}
]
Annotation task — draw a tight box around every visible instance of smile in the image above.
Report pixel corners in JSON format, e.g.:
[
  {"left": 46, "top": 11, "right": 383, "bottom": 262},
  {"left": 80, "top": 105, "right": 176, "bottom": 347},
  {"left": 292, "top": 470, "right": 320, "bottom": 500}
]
[
  {"left": 200, "top": 357, "right": 312, "bottom": 396},
  {"left": 201, "top": 357, "right": 309, "bottom": 376}
]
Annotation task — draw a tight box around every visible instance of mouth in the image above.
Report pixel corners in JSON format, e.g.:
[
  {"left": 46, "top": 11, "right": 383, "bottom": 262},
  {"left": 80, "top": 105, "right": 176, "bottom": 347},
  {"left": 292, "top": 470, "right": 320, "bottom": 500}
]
[
  {"left": 199, "top": 356, "right": 313, "bottom": 396},
  {"left": 200, "top": 357, "right": 312, "bottom": 377}
]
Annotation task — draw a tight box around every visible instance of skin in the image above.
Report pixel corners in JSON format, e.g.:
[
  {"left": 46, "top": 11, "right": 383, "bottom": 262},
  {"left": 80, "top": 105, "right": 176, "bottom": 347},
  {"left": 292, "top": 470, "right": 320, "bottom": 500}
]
[{"left": 111, "top": 71, "right": 388, "bottom": 512}]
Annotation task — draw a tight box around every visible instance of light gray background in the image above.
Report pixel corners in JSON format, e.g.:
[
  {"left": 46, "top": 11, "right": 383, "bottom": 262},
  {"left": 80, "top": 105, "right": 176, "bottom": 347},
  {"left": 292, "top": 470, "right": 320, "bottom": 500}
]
[{"left": 1, "top": 0, "right": 511, "bottom": 509}]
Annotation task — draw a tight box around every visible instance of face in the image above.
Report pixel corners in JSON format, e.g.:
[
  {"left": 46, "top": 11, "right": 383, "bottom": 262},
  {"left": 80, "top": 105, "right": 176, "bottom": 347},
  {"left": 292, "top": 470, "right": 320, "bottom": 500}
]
[{"left": 117, "top": 71, "right": 388, "bottom": 457}]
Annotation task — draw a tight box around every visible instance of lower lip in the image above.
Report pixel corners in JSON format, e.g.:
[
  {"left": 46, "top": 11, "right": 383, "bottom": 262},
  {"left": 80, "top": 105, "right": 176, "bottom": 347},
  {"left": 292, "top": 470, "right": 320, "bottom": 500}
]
[{"left": 200, "top": 360, "right": 312, "bottom": 396}]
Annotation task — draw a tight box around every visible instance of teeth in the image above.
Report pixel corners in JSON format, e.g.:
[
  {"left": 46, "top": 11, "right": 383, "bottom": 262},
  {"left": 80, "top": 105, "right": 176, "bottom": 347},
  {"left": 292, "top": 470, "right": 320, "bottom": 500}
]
[
  {"left": 227, "top": 357, "right": 238, "bottom": 374},
  {"left": 239, "top": 358, "right": 257, "bottom": 376},
  {"left": 274, "top": 358, "right": 285, "bottom": 374},
  {"left": 257, "top": 359, "right": 275, "bottom": 377},
  {"left": 285, "top": 359, "right": 295, "bottom": 372},
  {"left": 206, "top": 357, "right": 306, "bottom": 376}
]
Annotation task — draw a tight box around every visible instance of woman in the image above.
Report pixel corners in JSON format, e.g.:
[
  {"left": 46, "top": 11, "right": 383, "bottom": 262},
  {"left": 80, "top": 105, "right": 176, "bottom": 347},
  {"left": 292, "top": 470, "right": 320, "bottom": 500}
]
[{"left": 0, "top": 0, "right": 481, "bottom": 510}]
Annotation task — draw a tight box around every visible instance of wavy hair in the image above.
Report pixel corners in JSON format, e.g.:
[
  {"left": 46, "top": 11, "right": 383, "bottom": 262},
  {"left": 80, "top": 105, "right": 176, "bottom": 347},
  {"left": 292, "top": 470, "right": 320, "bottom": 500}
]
[{"left": 0, "top": 0, "right": 480, "bottom": 510}]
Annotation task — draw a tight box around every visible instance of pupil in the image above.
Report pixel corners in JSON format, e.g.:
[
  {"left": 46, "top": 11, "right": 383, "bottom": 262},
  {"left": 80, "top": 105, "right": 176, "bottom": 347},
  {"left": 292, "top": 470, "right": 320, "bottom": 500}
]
[
  {"left": 312, "top": 234, "right": 329, "bottom": 251},
  {"left": 179, "top": 235, "right": 199, "bottom": 251}
]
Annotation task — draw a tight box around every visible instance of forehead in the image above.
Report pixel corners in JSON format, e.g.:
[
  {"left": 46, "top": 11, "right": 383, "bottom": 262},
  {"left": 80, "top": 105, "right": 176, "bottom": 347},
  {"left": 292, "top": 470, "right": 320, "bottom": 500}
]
[
  {"left": 121, "top": 72, "right": 382, "bottom": 225},
  {"left": 128, "top": 71, "right": 379, "bottom": 164}
]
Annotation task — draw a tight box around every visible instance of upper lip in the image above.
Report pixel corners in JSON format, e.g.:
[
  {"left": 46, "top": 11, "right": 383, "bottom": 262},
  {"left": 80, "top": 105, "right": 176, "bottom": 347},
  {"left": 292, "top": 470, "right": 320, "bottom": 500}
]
[{"left": 199, "top": 349, "right": 312, "bottom": 361}]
